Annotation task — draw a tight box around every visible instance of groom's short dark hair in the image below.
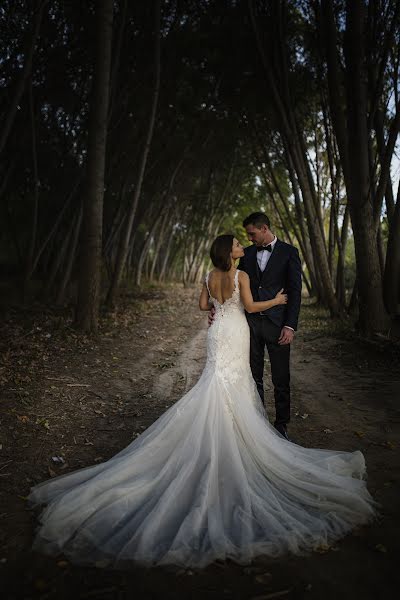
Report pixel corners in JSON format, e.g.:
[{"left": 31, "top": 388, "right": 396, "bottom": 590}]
[{"left": 242, "top": 212, "right": 270, "bottom": 228}]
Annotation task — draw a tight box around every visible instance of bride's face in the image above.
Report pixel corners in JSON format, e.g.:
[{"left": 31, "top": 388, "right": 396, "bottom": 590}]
[{"left": 231, "top": 238, "right": 245, "bottom": 260}]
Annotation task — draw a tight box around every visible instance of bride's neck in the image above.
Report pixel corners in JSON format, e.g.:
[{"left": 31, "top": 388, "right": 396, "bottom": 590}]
[{"left": 215, "top": 263, "right": 236, "bottom": 274}]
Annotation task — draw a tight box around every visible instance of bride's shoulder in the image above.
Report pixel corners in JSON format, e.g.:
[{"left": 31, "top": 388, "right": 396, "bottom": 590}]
[
  {"left": 205, "top": 269, "right": 218, "bottom": 283},
  {"left": 238, "top": 270, "right": 249, "bottom": 284}
]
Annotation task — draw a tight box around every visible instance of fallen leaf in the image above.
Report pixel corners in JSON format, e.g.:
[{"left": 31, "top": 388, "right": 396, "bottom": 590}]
[
  {"left": 383, "top": 441, "right": 396, "bottom": 450},
  {"left": 243, "top": 566, "right": 265, "bottom": 575},
  {"left": 375, "top": 544, "right": 387, "bottom": 553},
  {"left": 16, "top": 415, "right": 29, "bottom": 423},
  {"left": 51, "top": 456, "right": 65, "bottom": 464},
  {"left": 34, "top": 578, "right": 49, "bottom": 591},
  {"left": 354, "top": 431, "right": 365, "bottom": 438},
  {"left": 56, "top": 560, "right": 69, "bottom": 568},
  {"left": 313, "top": 543, "right": 331, "bottom": 554},
  {"left": 250, "top": 590, "right": 292, "bottom": 600},
  {"left": 95, "top": 559, "right": 111, "bottom": 568},
  {"left": 255, "top": 573, "right": 272, "bottom": 584},
  {"left": 300, "top": 413, "right": 309, "bottom": 420}
]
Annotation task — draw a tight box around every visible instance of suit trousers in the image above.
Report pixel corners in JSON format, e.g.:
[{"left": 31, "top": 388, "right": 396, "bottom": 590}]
[{"left": 247, "top": 314, "right": 290, "bottom": 427}]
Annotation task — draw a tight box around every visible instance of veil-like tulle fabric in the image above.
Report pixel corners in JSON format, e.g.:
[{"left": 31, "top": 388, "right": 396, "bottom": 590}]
[{"left": 28, "top": 271, "right": 377, "bottom": 568}]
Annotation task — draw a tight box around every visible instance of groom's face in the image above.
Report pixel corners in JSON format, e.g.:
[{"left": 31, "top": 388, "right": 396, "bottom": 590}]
[{"left": 245, "top": 224, "right": 269, "bottom": 246}]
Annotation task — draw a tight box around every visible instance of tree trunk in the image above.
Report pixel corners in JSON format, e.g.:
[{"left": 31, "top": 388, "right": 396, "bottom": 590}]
[
  {"left": 383, "top": 179, "right": 400, "bottom": 339},
  {"left": 106, "top": 0, "right": 161, "bottom": 307},
  {"left": 374, "top": 108, "right": 395, "bottom": 225},
  {"left": 372, "top": 99, "right": 400, "bottom": 226},
  {"left": 159, "top": 217, "right": 176, "bottom": 282},
  {"left": 248, "top": 0, "right": 339, "bottom": 315},
  {"left": 5, "top": 192, "right": 23, "bottom": 271},
  {"left": 283, "top": 145, "right": 318, "bottom": 297},
  {"left": 57, "top": 206, "right": 83, "bottom": 306},
  {"left": 344, "top": 0, "right": 388, "bottom": 334},
  {"left": 150, "top": 207, "right": 170, "bottom": 281},
  {"left": 336, "top": 204, "right": 350, "bottom": 307},
  {"left": 348, "top": 277, "right": 358, "bottom": 316},
  {"left": 76, "top": 0, "right": 114, "bottom": 332},
  {"left": 136, "top": 211, "right": 163, "bottom": 286},
  {"left": 24, "top": 78, "right": 40, "bottom": 299},
  {"left": 26, "top": 178, "right": 81, "bottom": 282},
  {"left": 142, "top": 145, "right": 190, "bottom": 284},
  {"left": 43, "top": 222, "right": 75, "bottom": 299}
]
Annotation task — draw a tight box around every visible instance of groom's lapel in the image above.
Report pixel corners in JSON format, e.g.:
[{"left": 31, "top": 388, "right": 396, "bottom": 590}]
[{"left": 261, "top": 239, "right": 284, "bottom": 283}]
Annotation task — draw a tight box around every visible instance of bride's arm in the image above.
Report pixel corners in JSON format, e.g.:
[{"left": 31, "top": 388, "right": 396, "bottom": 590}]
[
  {"left": 199, "top": 283, "right": 213, "bottom": 311},
  {"left": 239, "top": 271, "right": 287, "bottom": 313}
]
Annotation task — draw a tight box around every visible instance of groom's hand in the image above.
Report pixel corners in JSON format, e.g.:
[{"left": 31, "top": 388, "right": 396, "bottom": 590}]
[
  {"left": 208, "top": 307, "right": 216, "bottom": 327},
  {"left": 278, "top": 326, "right": 294, "bottom": 345}
]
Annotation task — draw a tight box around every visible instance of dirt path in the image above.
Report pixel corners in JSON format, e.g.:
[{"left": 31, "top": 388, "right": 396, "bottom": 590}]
[{"left": 1, "top": 288, "right": 399, "bottom": 599}]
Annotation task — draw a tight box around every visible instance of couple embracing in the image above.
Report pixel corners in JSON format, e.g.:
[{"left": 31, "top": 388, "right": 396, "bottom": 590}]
[
  {"left": 205, "top": 211, "right": 301, "bottom": 442},
  {"left": 28, "top": 212, "right": 376, "bottom": 569}
]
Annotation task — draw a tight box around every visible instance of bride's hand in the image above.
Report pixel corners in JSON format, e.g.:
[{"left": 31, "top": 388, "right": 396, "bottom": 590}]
[{"left": 275, "top": 288, "right": 288, "bottom": 305}]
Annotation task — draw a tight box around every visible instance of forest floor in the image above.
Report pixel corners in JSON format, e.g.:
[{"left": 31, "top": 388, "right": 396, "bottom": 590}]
[{"left": 1, "top": 284, "right": 399, "bottom": 600}]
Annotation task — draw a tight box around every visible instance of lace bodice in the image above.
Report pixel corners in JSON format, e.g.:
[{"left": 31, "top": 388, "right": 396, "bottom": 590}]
[
  {"left": 205, "top": 269, "right": 243, "bottom": 318},
  {"left": 204, "top": 269, "right": 252, "bottom": 391}
]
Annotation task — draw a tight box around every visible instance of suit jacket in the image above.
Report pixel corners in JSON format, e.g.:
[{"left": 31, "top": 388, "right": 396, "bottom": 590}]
[{"left": 238, "top": 240, "right": 302, "bottom": 330}]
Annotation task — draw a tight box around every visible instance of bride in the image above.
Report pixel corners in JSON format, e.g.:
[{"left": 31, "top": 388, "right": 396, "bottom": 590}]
[{"left": 28, "top": 234, "right": 376, "bottom": 569}]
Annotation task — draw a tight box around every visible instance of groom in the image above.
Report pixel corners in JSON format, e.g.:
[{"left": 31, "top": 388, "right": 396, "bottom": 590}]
[{"left": 238, "top": 212, "right": 302, "bottom": 440}]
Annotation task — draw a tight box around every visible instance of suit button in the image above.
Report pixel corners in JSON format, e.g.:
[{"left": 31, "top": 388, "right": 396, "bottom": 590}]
[{"left": 259, "top": 286, "right": 262, "bottom": 289}]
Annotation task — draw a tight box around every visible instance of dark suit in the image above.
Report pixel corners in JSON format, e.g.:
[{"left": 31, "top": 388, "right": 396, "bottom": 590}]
[{"left": 238, "top": 240, "right": 302, "bottom": 427}]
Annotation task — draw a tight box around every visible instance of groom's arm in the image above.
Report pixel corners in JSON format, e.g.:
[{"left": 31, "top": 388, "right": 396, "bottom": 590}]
[{"left": 284, "top": 247, "right": 302, "bottom": 331}]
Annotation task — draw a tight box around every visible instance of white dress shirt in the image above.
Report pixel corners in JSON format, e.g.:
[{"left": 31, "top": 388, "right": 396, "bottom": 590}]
[{"left": 257, "top": 235, "right": 278, "bottom": 272}]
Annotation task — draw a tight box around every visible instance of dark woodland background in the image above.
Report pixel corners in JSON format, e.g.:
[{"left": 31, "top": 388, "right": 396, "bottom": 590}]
[
  {"left": 1, "top": 3, "right": 400, "bottom": 599},
  {"left": 1, "top": 0, "right": 399, "bottom": 334}
]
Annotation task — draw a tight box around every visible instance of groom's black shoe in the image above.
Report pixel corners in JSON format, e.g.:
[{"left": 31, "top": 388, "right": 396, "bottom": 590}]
[{"left": 274, "top": 424, "right": 291, "bottom": 442}]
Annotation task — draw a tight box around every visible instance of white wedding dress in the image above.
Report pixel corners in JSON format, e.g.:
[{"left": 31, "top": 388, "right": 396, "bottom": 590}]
[{"left": 28, "top": 270, "right": 376, "bottom": 568}]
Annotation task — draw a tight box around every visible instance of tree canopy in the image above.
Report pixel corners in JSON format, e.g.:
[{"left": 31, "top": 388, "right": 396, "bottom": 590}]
[{"left": 1, "top": 0, "right": 399, "bottom": 337}]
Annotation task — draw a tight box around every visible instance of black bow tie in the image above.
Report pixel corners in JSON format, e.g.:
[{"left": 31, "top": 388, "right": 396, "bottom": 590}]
[{"left": 257, "top": 244, "right": 272, "bottom": 252}]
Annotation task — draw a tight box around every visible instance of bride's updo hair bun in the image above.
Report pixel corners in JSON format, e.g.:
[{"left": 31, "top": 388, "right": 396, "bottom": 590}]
[{"left": 210, "top": 234, "right": 234, "bottom": 271}]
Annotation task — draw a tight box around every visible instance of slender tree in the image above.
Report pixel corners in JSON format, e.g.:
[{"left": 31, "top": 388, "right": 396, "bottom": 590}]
[
  {"left": 106, "top": 0, "right": 161, "bottom": 307},
  {"left": 76, "top": 0, "right": 114, "bottom": 332}
]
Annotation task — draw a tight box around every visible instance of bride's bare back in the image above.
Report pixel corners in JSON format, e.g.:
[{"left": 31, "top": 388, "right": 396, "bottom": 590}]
[{"left": 207, "top": 269, "right": 236, "bottom": 304}]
